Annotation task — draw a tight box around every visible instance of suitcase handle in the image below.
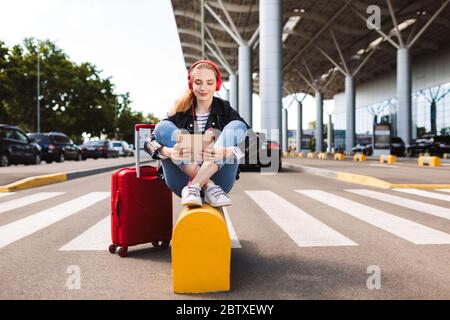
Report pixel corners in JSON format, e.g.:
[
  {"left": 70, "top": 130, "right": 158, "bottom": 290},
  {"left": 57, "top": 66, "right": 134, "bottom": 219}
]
[
  {"left": 135, "top": 124, "right": 156, "bottom": 178},
  {"left": 114, "top": 191, "right": 120, "bottom": 217}
]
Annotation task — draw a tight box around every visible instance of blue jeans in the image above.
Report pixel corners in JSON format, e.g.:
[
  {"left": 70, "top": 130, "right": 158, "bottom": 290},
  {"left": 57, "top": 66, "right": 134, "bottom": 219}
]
[{"left": 154, "top": 120, "right": 247, "bottom": 198}]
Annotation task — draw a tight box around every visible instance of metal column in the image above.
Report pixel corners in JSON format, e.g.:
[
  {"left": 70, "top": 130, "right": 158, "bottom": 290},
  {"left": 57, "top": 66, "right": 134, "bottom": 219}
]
[
  {"left": 315, "top": 91, "right": 324, "bottom": 152},
  {"left": 397, "top": 48, "right": 412, "bottom": 145},
  {"left": 328, "top": 113, "right": 333, "bottom": 153},
  {"left": 282, "top": 108, "right": 288, "bottom": 152},
  {"left": 238, "top": 45, "right": 252, "bottom": 127},
  {"left": 260, "top": 0, "right": 282, "bottom": 143},
  {"left": 345, "top": 76, "right": 355, "bottom": 153},
  {"left": 296, "top": 100, "right": 303, "bottom": 152},
  {"left": 229, "top": 73, "right": 238, "bottom": 111}
]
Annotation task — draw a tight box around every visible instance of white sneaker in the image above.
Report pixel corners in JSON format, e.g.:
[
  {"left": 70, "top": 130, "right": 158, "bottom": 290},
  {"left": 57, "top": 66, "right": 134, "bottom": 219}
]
[
  {"left": 181, "top": 183, "right": 202, "bottom": 207},
  {"left": 203, "top": 182, "right": 232, "bottom": 207}
]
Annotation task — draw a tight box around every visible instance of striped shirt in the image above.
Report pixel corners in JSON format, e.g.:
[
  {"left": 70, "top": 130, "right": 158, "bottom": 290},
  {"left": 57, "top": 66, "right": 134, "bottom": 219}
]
[{"left": 195, "top": 112, "right": 209, "bottom": 133}]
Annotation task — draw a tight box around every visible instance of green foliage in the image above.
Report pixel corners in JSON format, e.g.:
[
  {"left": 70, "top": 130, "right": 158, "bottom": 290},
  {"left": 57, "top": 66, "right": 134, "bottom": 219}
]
[{"left": 0, "top": 38, "right": 150, "bottom": 143}]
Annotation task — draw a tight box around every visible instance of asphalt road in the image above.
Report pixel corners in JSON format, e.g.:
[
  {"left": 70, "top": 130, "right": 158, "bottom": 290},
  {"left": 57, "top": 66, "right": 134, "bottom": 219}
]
[{"left": 0, "top": 167, "right": 449, "bottom": 299}]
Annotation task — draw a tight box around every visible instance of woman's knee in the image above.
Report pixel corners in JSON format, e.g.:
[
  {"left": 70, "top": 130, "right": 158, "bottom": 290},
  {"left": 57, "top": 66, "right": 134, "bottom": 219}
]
[{"left": 155, "top": 120, "right": 179, "bottom": 147}]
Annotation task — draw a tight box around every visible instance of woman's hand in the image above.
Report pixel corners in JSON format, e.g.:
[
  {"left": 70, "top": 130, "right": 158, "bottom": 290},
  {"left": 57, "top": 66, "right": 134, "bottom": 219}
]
[
  {"left": 202, "top": 146, "right": 232, "bottom": 162},
  {"left": 163, "top": 144, "right": 192, "bottom": 161}
]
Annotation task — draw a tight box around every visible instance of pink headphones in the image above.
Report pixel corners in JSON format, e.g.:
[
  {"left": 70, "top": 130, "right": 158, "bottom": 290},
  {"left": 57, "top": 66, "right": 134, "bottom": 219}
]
[{"left": 187, "top": 60, "right": 222, "bottom": 91}]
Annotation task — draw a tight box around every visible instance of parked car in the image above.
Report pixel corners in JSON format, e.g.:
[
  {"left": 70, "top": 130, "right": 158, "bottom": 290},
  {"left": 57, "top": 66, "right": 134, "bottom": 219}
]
[
  {"left": 111, "top": 140, "right": 133, "bottom": 157},
  {"left": 80, "top": 140, "right": 119, "bottom": 159},
  {"left": 27, "top": 132, "right": 83, "bottom": 163},
  {"left": 0, "top": 124, "right": 42, "bottom": 167},
  {"left": 351, "top": 136, "right": 405, "bottom": 156},
  {"left": 406, "top": 134, "right": 450, "bottom": 157},
  {"left": 239, "top": 131, "right": 282, "bottom": 173}
]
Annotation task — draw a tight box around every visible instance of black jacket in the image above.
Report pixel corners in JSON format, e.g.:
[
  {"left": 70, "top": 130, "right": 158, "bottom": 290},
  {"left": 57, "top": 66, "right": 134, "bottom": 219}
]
[{"left": 165, "top": 96, "right": 250, "bottom": 133}]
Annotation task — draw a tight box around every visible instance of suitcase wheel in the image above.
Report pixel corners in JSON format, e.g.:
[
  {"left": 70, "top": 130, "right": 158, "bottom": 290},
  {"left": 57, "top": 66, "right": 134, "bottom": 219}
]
[
  {"left": 109, "top": 244, "right": 117, "bottom": 254},
  {"left": 161, "top": 240, "right": 170, "bottom": 249},
  {"left": 118, "top": 247, "right": 128, "bottom": 258},
  {"left": 151, "top": 241, "right": 160, "bottom": 247}
]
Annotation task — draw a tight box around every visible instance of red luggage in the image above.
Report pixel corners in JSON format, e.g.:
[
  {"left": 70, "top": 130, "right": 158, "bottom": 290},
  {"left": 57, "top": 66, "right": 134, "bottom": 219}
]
[{"left": 109, "top": 124, "right": 172, "bottom": 257}]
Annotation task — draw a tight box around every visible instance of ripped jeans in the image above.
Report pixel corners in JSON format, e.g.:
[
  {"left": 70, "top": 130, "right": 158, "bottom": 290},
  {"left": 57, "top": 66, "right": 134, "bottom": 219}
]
[{"left": 153, "top": 120, "right": 247, "bottom": 197}]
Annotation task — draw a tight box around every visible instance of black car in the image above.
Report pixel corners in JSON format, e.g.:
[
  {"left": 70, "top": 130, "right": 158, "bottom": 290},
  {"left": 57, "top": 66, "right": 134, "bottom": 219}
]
[
  {"left": 0, "top": 124, "right": 42, "bottom": 167},
  {"left": 406, "top": 134, "right": 450, "bottom": 157},
  {"left": 28, "top": 132, "right": 83, "bottom": 163},
  {"left": 351, "top": 136, "right": 406, "bottom": 156},
  {"left": 80, "top": 140, "right": 119, "bottom": 159},
  {"left": 239, "top": 132, "right": 282, "bottom": 173}
]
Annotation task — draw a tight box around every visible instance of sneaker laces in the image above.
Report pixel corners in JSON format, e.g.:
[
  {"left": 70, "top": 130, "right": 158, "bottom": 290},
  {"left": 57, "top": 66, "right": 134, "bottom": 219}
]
[{"left": 208, "top": 185, "right": 227, "bottom": 198}]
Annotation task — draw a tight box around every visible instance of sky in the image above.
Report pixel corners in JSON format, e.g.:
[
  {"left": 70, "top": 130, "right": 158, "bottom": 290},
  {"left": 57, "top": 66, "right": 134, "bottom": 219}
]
[{"left": 0, "top": 0, "right": 327, "bottom": 131}]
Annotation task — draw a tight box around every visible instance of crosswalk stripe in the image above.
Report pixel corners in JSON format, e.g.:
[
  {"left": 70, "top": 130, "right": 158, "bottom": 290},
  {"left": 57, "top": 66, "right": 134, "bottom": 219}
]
[
  {"left": 59, "top": 216, "right": 110, "bottom": 251},
  {"left": 0, "top": 193, "right": 15, "bottom": 198},
  {"left": 223, "top": 207, "right": 241, "bottom": 248},
  {"left": 0, "top": 192, "right": 110, "bottom": 250},
  {"left": 60, "top": 207, "right": 242, "bottom": 251},
  {"left": 245, "top": 191, "right": 358, "bottom": 247},
  {"left": 297, "top": 190, "right": 450, "bottom": 245},
  {"left": 393, "top": 188, "right": 450, "bottom": 202},
  {"left": 0, "top": 192, "right": 64, "bottom": 214},
  {"left": 347, "top": 189, "right": 450, "bottom": 221}
]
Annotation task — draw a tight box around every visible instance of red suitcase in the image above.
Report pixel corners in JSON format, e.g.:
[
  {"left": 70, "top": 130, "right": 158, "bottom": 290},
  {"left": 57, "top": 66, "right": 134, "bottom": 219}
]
[{"left": 109, "top": 124, "right": 172, "bottom": 257}]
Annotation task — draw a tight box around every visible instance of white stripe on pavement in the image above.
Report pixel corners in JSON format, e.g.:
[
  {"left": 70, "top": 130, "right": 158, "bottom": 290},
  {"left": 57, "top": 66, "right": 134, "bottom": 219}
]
[
  {"left": 297, "top": 190, "right": 450, "bottom": 245},
  {"left": 60, "top": 208, "right": 242, "bottom": 251},
  {"left": 59, "top": 215, "right": 110, "bottom": 251},
  {"left": 223, "top": 207, "right": 241, "bottom": 248},
  {"left": 436, "top": 189, "right": 450, "bottom": 193},
  {"left": 0, "top": 193, "right": 15, "bottom": 198},
  {"left": 347, "top": 189, "right": 450, "bottom": 221},
  {"left": 245, "top": 191, "right": 358, "bottom": 247},
  {"left": 0, "top": 192, "right": 110, "bottom": 250},
  {"left": 0, "top": 192, "right": 64, "bottom": 214},
  {"left": 393, "top": 188, "right": 450, "bottom": 202}
]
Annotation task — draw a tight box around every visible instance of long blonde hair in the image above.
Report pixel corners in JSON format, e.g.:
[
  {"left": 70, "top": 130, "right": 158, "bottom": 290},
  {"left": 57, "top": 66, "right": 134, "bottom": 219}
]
[{"left": 168, "top": 62, "right": 219, "bottom": 116}]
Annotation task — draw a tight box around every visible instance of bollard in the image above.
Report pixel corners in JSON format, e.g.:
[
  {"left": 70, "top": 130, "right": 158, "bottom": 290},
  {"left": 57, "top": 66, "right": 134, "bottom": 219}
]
[
  {"left": 353, "top": 153, "right": 366, "bottom": 162},
  {"left": 298, "top": 152, "right": 305, "bottom": 158},
  {"left": 444, "top": 153, "right": 449, "bottom": 160},
  {"left": 318, "top": 152, "right": 328, "bottom": 160},
  {"left": 334, "top": 153, "right": 344, "bottom": 161},
  {"left": 307, "top": 152, "right": 316, "bottom": 159},
  {"left": 282, "top": 151, "right": 288, "bottom": 157},
  {"left": 172, "top": 204, "right": 231, "bottom": 293},
  {"left": 418, "top": 156, "right": 441, "bottom": 167},
  {"left": 379, "top": 155, "right": 397, "bottom": 164}
]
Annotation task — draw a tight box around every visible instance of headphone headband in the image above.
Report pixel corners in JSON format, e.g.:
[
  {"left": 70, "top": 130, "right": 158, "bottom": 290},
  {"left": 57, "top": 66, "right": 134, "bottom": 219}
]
[{"left": 187, "top": 60, "right": 222, "bottom": 91}]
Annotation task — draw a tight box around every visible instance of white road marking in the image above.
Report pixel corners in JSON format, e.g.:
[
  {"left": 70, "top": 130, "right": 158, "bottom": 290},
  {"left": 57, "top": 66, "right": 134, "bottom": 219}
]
[
  {"left": 223, "top": 207, "right": 241, "bottom": 248},
  {"left": 59, "top": 215, "right": 110, "bottom": 251},
  {"left": 347, "top": 189, "right": 450, "bottom": 221},
  {"left": 0, "top": 192, "right": 110, "bottom": 249},
  {"left": 0, "top": 192, "right": 64, "bottom": 214},
  {"left": 245, "top": 191, "right": 358, "bottom": 247},
  {"left": 436, "top": 189, "right": 450, "bottom": 193},
  {"left": 297, "top": 190, "right": 450, "bottom": 244},
  {"left": 369, "top": 164, "right": 399, "bottom": 168},
  {"left": 0, "top": 193, "right": 15, "bottom": 198},
  {"left": 60, "top": 207, "right": 242, "bottom": 251},
  {"left": 393, "top": 188, "right": 450, "bottom": 202}
]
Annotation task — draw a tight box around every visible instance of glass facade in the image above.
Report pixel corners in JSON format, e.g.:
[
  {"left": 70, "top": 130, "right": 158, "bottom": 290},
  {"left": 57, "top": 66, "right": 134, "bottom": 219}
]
[{"left": 333, "top": 81, "right": 450, "bottom": 150}]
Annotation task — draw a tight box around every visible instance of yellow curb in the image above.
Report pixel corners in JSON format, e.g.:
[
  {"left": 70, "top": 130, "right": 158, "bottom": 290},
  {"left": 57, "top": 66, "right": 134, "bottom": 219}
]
[
  {"left": 0, "top": 173, "right": 67, "bottom": 192},
  {"left": 336, "top": 172, "right": 391, "bottom": 189},
  {"left": 336, "top": 172, "right": 450, "bottom": 189}
]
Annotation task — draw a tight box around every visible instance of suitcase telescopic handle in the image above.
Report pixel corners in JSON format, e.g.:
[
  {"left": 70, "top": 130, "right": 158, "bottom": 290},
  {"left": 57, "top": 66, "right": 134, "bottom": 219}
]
[{"left": 135, "top": 124, "right": 156, "bottom": 178}]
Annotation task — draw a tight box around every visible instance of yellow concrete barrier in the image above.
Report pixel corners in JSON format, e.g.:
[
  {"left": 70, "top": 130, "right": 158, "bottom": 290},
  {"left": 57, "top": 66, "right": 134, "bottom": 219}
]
[
  {"left": 333, "top": 153, "right": 344, "bottom": 161},
  {"left": 353, "top": 153, "right": 366, "bottom": 162},
  {"left": 318, "top": 152, "right": 328, "bottom": 160},
  {"left": 307, "top": 152, "right": 316, "bottom": 159},
  {"left": 418, "top": 156, "right": 441, "bottom": 167},
  {"left": 172, "top": 204, "right": 231, "bottom": 294},
  {"left": 297, "top": 152, "right": 305, "bottom": 158},
  {"left": 379, "top": 155, "right": 397, "bottom": 164}
]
